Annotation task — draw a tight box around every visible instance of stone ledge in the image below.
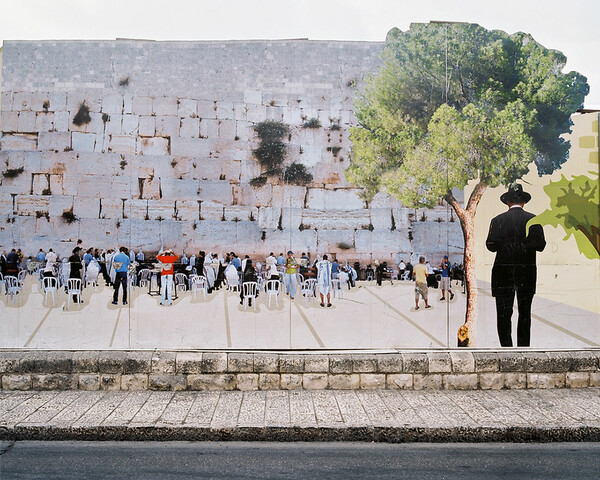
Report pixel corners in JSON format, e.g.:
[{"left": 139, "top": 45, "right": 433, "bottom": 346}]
[{"left": 0, "top": 350, "right": 598, "bottom": 391}]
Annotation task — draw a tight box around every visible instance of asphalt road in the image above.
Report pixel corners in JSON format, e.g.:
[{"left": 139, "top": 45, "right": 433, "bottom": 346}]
[{"left": 1, "top": 441, "right": 600, "bottom": 479}]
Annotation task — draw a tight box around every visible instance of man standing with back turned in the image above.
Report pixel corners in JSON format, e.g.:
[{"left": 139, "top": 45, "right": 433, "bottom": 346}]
[{"left": 486, "top": 184, "right": 546, "bottom": 347}]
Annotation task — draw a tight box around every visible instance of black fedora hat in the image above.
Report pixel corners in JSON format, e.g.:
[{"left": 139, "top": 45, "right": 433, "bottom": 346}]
[{"left": 500, "top": 183, "right": 531, "bottom": 205}]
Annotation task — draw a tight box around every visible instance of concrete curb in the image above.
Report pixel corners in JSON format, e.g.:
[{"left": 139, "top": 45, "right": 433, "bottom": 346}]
[{"left": 1, "top": 425, "right": 599, "bottom": 443}]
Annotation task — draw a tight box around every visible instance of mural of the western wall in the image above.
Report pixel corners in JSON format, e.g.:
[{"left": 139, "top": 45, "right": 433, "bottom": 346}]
[{"left": 0, "top": 39, "right": 463, "bottom": 260}]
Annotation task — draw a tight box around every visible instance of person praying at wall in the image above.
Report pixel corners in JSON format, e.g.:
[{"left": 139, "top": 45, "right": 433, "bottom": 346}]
[{"left": 317, "top": 254, "right": 333, "bottom": 307}]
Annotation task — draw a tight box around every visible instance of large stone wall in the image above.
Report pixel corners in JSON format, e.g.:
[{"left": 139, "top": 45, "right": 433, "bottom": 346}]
[{"left": 0, "top": 39, "right": 463, "bottom": 260}]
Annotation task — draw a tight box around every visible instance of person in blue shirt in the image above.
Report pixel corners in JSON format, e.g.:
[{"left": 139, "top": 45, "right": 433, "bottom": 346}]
[
  {"left": 439, "top": 255, "right": 454, "bottom": 301},
  {"left": 231, "top": 253, "right": 242, "bottom": 271},
  {"left": 112, "top": 247, "right": 131, "bottom": 306},
  {"left": 331, "top": 257, "right": 339, "bottom": 278},
  {"left": 276, "top": 253, "right": 285, "bottom": 266},
  {"left": 36, "top": 249, "right": 46, "bottom": 262},
  {"left": 83, "top": 248, "right": 94, "bottom": 266}
]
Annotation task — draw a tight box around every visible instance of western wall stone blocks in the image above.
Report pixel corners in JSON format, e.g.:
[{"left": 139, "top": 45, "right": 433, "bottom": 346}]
[
  {"left": 237, "top": 373, "right": 259, "bottom": 391},
  {"left": 565, "top": 372, "right": 590, "bottom": 388},
  {"left": 171, "top": 137, "right": 212, "bottom": 157},
  {"left": 121, "top": 114, "right": 139, "bottom": 135},
  {"left": 102, "top": 95, "right": 123, "bottom": 114},
  {"left": 280, "top": 374, "right": 303, "bottom": 390},
  {"left": 151, "top": 351, "right": 176, "bottom": 373},
  {"left": 253, "top": 354, "right": 279, "bottom": 373},
  {"left": 132, "top": 97, "right": 153, "bottom": 116},
  {"left": 178, "top": 98, "right": 197, "bottom": 118},
  {"left": 175, "top": 352, "right": 203, "bottom": 374},
  {"left": 180, "top": 117, "right": 199, "bottom": 138},
  {"left": 473, "top": 352, "right": 499, "bottom": 372},
  {"left": 72, "top": 132, "right": 96, "bottom": 152},
  {"left": 413, "top": 374, "right": 443, "bottom": 390},
  {"left": 138, "top": 116, "right": 156, "bottom": 136},
  {"left": 108, "top": 135, "right": 136, "bottom": 154},
  {"left": 2, "top": 374, "right": 32, "bottom": 390},
  {"left": 527, "top": 373, "right": 566, "bottom": 389},
  {"left": 1, "top": 110, "right": 19, "bottom": 131},
  {"left": 258, "top": 373, "right": 280, "bottom": 390},
  {"left": 1, "top": 133, "right": 38, "bottom": 150},
  {"left": 279, "top": 355, "right": 305, "bottom": 373},
  {"left": 78, "top": 374, "right": 101, "bottom": 391},
  {"left": 329, "top": 374, "right": 360, "bottom": 390},
  {"left": 148, "top": 374, "right": 187, "bottom": 391},
  {"left": 43, "top": 351, "right": 73, "bottom": 374},
  {"left": 386, "top": 374, "right": 413, "bottom": 389},
  {"left": 443, "top": 374, "right": 479, "bottom": 390},
  {"left": 590, "top": 372, "right": 600, "bottom": 387},
  {"left": 427, "top": 352, "right": 452, "bottom": 373},
  {"left": 401, "top": 353, "right": 428, "bottom": 373},
  {"left": 478, "top": 373, "right": 504, "bottom": 390},
  {"left": 201, "top": 352, "right": 228, "bottom": 373},
  {"left": 359, "top": 374, "right": 386, "bottom": 389},
  {"left": 153, "top": 97, "right": 178, "bottom": 116},
  {"left": 188, "top": 374, "right": 236, "bottom": 391},
  {"left": 156, "top": 116, "right": 179, "bottom": 137}
]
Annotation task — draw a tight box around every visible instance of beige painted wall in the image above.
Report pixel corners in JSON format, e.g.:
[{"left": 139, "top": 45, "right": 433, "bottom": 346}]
[{"left": 470, "top": 112, "right": 600, "bottom": 313}]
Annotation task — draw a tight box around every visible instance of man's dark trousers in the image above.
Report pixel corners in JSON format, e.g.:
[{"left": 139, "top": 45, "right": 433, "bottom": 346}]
[{"left": 113, "top": 271, "right": 128, "bottom": 303}]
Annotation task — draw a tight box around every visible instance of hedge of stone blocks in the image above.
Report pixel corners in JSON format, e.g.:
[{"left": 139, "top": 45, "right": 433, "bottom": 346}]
[{"left": 1, "top": 350, "right": 598, "bottom": 391}]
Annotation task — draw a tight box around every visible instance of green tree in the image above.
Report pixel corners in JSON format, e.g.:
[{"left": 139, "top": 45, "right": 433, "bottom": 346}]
[
  {"left": 346, "top": 22, "right": 588, "bottom": 345},
  {"left": 534, "top": 172, "right": 600, "bottom": 259}
]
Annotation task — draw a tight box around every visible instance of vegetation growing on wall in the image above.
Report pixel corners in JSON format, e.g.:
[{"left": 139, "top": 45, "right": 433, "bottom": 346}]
[
  {"left": 2, "top": 167, "right": 24, "bottom": 178},
  {"left": 283, "top": 163, "right": 313, "bottom": 185},
  {"left": 73, "top": 102, "right": 91, "bottom": 126}
]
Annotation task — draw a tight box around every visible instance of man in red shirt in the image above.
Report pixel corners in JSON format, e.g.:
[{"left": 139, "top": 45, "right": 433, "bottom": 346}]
[{"left": 156, "top": 249, "right": 179, "bottom": 306}]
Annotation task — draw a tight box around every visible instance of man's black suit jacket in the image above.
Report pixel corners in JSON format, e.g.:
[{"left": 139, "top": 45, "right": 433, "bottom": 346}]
[{"left": 486, "top": 206, "right": 546, "bottom": 297}]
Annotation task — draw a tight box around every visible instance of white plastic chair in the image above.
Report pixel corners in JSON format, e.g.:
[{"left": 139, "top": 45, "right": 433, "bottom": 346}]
[
  {"left": 226, "top": 271, "right": 240, "bottom": 293},
  {"left": 0, "top": 272, "right": 5, "bottom": 295},
  {"left": 265, "top": 279, "right": 280, "bottom": 308},
  {"left": 66, "top": 278, "right": 82, "bottom": 309},
  {"left": 175, "top": 273, "right": 188, "bottom": 292},
  {"left": 191, "top": 276, "right": 207, "bottom": 300},
  {"left": 242, "top": 281, "right": 258, "bottom": 311},
  {"left": 331, "top": 278, "right": 343, "bottom": 299},
  {"left": 18, "top": 269, "right": 28, "bottom": 284},
  {"left": 301, "top": 279, "right": 317, "bottom": 305},
  {"left": 85, "top": 266, "right": 100, "bottom": 290},
  {"left": 43, "top": 276, "right": 59, "bottom": 305},
  {"left": 5, "top": 276, "right": 21, "bottom": 304},
  {"left": 138, "top": 269, "right": 151, "bottom": 288}
]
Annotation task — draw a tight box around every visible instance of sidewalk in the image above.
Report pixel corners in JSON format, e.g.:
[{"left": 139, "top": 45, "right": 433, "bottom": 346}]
[{"left": 2, "top": 388, "right": 600, "bottom": 442}]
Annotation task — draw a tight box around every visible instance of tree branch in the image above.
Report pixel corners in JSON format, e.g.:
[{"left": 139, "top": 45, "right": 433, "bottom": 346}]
[{"left": 466, "top": 181, "right": 488, "bottom": 215}]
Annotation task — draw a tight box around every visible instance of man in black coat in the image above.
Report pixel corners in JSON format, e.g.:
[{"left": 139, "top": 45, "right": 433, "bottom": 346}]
[{"left": 486, "top": 184, "right": 546, "bottom": 347}]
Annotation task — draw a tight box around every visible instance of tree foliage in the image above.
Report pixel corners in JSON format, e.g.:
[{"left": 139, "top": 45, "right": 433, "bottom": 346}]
[
  {"left": 346, "top": 22, "right": 589, "bottom": 205},
  {"left": 534, "top": 172, "right": 600, "bottom": 259}
]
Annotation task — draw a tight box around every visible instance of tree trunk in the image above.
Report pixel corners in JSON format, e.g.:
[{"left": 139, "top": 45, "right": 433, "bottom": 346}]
[{"left": 445, "top": 181, "right": 487, "bottom": 347}]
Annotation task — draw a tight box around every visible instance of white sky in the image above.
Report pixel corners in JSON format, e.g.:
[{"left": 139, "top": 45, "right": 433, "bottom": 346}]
[{"left": 1, "top": 0, "right": 599, "bottom": 107}]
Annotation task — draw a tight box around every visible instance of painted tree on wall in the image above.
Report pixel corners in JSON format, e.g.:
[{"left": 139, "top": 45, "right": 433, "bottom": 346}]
[{"left": 346, "top": 22, "right": 588, "bottom": 346}]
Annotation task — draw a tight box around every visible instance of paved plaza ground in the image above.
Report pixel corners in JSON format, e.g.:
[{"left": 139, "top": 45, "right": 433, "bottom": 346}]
[{"left": 1, "top": 276, "right": 598, "bottom": 350}]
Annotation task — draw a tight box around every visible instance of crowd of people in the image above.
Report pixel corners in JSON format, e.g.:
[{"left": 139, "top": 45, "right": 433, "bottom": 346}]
[{"left": 1, "top": 243, "right": 463, "bottom": 310}]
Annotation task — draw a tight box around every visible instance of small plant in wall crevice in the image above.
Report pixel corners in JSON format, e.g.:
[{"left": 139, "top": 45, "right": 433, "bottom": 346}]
[
  {"left": 61, "top": 208, "right": 78, "bottom": 224},
  {"left": 73, "top": 102, "right": 91, "bottom": 126}
]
